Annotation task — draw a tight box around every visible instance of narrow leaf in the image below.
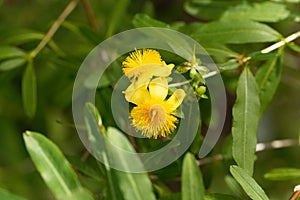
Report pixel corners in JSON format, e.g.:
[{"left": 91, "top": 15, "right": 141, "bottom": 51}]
[
  {"left": 184, "top": 0, "right": 240, "bottom": 20},
  {"left": 0, "top": 188, "right": 27, "bottom": 200},
  {"left": 182, "top": 152, "right": 205, "bottom": 200},
  {"left": 107, "top": 127, "right": 156, "bottom": 200},
  {"left": 0, "top": 46, "right": 25, "bottom": 60},
  {"left": 22, "top": 62, "right": 37, "bottom": 118},
  {"left": 264, "top": 168, "right": 300, "bottom": 181},
  {"left": 230, "top": 166, "right": 269, "bottom": 200},
  {"left": 2, "top": 31, "right": 44, "bottom": 45},
  {"left": 191, "top": 20, "right": 281, "bottom": 44},
  {"left": 133, "top": 14, "right": 169, "bottom": 28},
  {"left": 204, "top": 193, "right": 242, "bottom": 200},
  {"left": 222, "top": 2, "right": 290, "bottom": 22},
  {"left": 232, "top": 67, "right": 260, "bottom": 176},
  {"left": 0, "top": 57, "right": 26, "bottom": 71},
  {"left": 287, "top": 42, "right": 300, "bottom": 53},
  {"left": 84, "top": 104, "right": 124, "bottom": 200},
  {"left": 106, "top": 0, "right": 130, "bottom": 37},
  {"left": 23, "top": 131, "right": 94, "bottom": 200},
  {"left": 255, "top": 51, "right": 283, "bottom": 114}
]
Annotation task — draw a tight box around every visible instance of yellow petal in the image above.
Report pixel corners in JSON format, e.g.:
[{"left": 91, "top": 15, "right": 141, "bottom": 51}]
[
  {"left": 166, "top": 89, "right": 186, "bottom": 111},
  {"left": 124, "top": 83, "right": 150, "bottom": 105},
  {"left": 149, "top": 77, "right": 168, "bottom": 101}
]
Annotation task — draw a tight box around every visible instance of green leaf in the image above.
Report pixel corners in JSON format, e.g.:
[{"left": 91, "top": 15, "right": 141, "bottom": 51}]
[
  {"left": 133, "top": 13, "right": 169, "bottom": 28},
  {"left": 287, "top": 42, "right": 300, "bottom": 53},
  {"left": 0, "top": 57, "right": 26, "bottom": 71},
  {"left": 0, "top": 188, "right": 27, "bottom": 200},
  {"left": 255, "top": 50, "right": 283, "bottom": 114},
  {"left": 83, "top": 104, "right": 124, "bottom": 200},
  {"left": 230, "top": 166, "right": 269, "bottom": 200},
  {"left": 22, "top": 62, "right": 37, "bottom": 118},
  {"left": 107, "top": 127, "right": 156, "bottom": 200},
  {"left": 182, "top": 152, "right": 205, "bottom": 200},
  {"left": 202, "top": 43, "right": 239, "bottom": 58},
  {"left": 219, "top": 59, "right": 240, "bottom": 71},
  {"left": 204, "top": 193, "right": 242, "bottom": 200},
  {"left": 232, "top": 67, "right": 260, "bottom": 176},
  {"left": 159, "top": 193, "right": 181, "bottom": 200},
  {"left": 2, "top": 31, "right": 44, "bottom": 45},
  {"left": 224, "top": 175, "right": 244, "bottom": 198},
  {"left": 222, "top": 2, "right": 290, "bottom": 22},
  {"left": 264, "top": 168, "right": 300, "bottom": 181},
  {"left": 62, "top": 21, "right": 100, "bottom": 44},
  {"left": 191, "top": 20, "right": 281, "bottom": 44},
  {"left": 106, "top": 0, "right": 130, "bottom": 37},
  {"left": 23, "top": 131, "right": 94, "bottom": 200},
  {"left": 0, "top": 46, "right": 25, "bottom": 61},
  {"left": 184, "top": 0, "right": 240, "bottom": 20}
]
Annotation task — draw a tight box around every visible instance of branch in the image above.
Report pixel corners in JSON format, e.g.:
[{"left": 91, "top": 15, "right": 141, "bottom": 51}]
[
  {"left": 197, "top": 139, "right": 299, "bottom": 166},
  {"left": 261, "top": 30, "right": 300, "bottom": 54},
  {"left": 30, "top": 0, "right": 80, "bottom": 58},
  {"left": 81, "top": 0, "right": 98, "bottom": 31}
]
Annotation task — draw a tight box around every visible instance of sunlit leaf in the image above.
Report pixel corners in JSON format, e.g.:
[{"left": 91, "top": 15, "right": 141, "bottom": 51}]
[
  {"left": 264, "top": 168, "right": 300, "bottom": 181},
  {"left": 0, "top": 57, "right": 26, "bottom": 71},
  {"left": 182, "top": 152, "right": 205, "bottom": 200},
  {"left": 133, "top": 13, "right": 169, "bottom": 28},
  {"left": 0, "top": 188, "right": 27, "bottom": 200},
  {"left": 23, "top": 131, "right": 94, "bottom": 200},
  {"left": 255, "top": 50, "right": 283, "bottom": 114},
  {"left": 107, "top": 127, "right": 156, "bottom": 200},
  {"left": 230, "top": 166, "right": 269, "bottom": 200},
  {"left": 222, "top": 2, "right": 290, "bottom": 22},
  {"left": 191, "top": 20, "right": 281, "bottom": 44},
  {"left": 232, "top": 67, "right": 260, "bottom": 176},
  {"left": 84, "top": 104, "right": 126, "bottom": 200},
  {"left": 22, "top": 62, "right": 37, "bottom": 118}
]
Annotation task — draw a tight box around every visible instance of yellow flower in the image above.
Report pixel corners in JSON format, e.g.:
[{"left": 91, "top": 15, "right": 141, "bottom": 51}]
[
  {"left": 129, "top": 77, "right": 186, "bottom": 139},
  {"left": 122, "top": 49, "right": 174, "bottom": 86}
]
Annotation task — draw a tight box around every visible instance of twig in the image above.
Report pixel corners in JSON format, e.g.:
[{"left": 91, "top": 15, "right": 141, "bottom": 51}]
[
  {"left": 261, "top": 30, "right": 300, "bottom": 54},
  {"left": 197, "top": 139, "right": 299, "bottom": 166},
  {"left": 198, "top": 30, "right": 300, "bottom": 79},
  {"left": 290, "top": 185, "right": 300, "bottom": 200},
  {"left": 81, "top": 0, "right": 98, "bottom": 31},
  {"left": 30, "top": 0, "right": 80, "bottom": 58}
]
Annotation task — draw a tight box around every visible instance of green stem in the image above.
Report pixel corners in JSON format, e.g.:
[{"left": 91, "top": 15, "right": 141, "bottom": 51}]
[{"left": 30, "top": 0, "right": 80, "bottom": 58}]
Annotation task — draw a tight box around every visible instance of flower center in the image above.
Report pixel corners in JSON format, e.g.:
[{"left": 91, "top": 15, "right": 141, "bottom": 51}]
[{"left": 149, "top": 104, "right": 166, "bottom": 131}]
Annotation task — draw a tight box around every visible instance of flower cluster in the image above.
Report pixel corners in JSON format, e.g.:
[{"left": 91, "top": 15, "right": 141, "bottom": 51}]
[{"left": 122, "top": 49, "right": 186, "bottom": 139}]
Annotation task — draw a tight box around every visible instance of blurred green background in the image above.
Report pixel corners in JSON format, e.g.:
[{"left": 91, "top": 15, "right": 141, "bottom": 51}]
[{"left": 0, "top": 0, "right": 300, "bottom": 199}]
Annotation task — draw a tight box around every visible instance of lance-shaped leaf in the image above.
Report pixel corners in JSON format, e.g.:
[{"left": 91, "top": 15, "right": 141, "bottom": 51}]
[
  {"left": 0, "top": 188, "right": 27, "bottom": 200},
  {"left": 230, "top": 166, "right": 269, "bottom": 200},
  {"left": 182, "top": 152, "right": 205, "bottom": 200},
  {"left": 191, "top": 20, "right": 281, "bottom": 44},
  {"left": 232, "top": 67, "right": 260, "bottom": 176},
  {"left": 256, "top": 51, "right": 283, "bottom": 114},
  {"left": 106, "top": 127, "right": 156, "bottom": 200},
  {"left": 22, "top": 62, "right": 37, "bottom": 118},
  {"left": 23, "top": 131, "right": 94, "bottom": 200},
  {"left": 84, "top": 103, "right": 123, "bottom": 200},
  {"left": 264, "top": 168, "right": 300, "bottom": 181}
]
